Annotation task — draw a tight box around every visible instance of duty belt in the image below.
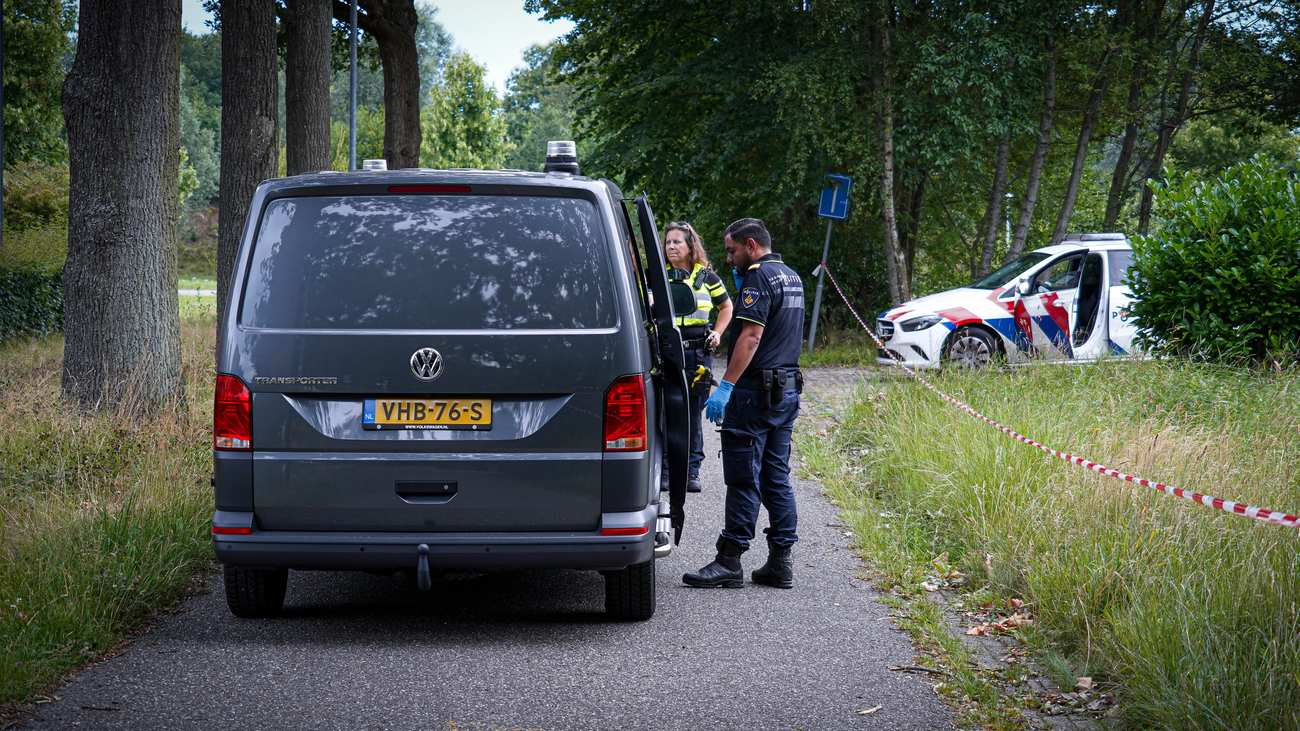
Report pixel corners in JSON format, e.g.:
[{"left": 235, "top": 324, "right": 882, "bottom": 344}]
[
  {"left": 736, "top": 367, "right": 802, "bottom": 391},
  {"left": 737, "top": 367, "right": 803, "bottom": 408}
]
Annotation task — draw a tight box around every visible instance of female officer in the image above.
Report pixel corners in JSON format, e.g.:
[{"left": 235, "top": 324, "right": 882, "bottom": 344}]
[{"left": 663, "top": 221, "right": 733, "bottom": 493}]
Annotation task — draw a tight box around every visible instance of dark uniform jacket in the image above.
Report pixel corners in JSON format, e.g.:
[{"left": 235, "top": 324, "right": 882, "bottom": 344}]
[{"left": 727, "top": 252, "right": 805, "bottom": 381}]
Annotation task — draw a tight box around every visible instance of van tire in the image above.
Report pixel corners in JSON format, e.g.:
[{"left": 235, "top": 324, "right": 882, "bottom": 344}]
[
  {"left": 223, "top": 566, "right": 288, "bottom": 618},
  {"left": 604, "top": 560, "right": 656, "bottom": 621}
]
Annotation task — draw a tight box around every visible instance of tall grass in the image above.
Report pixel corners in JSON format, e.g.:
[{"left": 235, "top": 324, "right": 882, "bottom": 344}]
[
  {"left": 0, "top": 313, "right": 217, "bottom": 706},
  {"left": 803, "top": 360, "right": 1299, "bottom": 730}
]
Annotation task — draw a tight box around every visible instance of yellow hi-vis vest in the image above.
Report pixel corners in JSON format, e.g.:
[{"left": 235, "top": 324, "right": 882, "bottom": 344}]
[{"left": 673, "top": 262, "right": 727, "bottom": 327}]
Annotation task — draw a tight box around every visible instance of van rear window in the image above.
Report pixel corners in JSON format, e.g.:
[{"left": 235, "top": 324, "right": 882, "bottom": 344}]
[{"left": 240, "top": 194, "right": 616, "bottom": 330}]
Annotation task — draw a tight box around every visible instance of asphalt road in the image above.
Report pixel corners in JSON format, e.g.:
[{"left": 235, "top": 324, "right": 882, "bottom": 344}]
[{"left": 26, "top": 371, "right": 952, "bottom": 731}]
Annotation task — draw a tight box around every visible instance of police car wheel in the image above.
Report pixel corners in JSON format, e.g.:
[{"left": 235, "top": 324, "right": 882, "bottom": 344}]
[
  {"left": 604, "top": 559, "right": 656, "bottom": 621},
  {"left": 945, "top": 327, "right": 996, "bottom": 369}
]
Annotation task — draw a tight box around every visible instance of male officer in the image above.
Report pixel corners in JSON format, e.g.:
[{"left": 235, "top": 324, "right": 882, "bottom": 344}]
[{"left": 683, "top": 218, "right": 804, "bottom": 589}]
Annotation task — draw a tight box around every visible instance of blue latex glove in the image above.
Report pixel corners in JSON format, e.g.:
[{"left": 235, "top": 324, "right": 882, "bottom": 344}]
[
  {"left": 731, "top": 267, "right": 744, "bottom": 292},
  {"left": 705, "top": 380, "right": 735, "bottom": 425}
]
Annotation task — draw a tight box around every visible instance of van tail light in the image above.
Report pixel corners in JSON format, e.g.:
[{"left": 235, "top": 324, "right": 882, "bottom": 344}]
[
  {"left": 600, "top": 526, "right": 649, "bottom": 537},
  {"left": 603, "top": 374, "right": 646, "bottom": 452},
  {"left": 214, "top": 374, "right": 252, "bottom": 450}
]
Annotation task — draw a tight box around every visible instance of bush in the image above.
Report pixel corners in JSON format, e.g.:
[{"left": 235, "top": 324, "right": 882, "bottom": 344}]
[
  {"left": 1, "top": 223, "right": 66, "bottom": 341},
  {"left": 1129, "top": 157, "right": 1300, "bottom": 364},
  {"left": 0, "top": 266, "right": 63, "bottom": 341},
  {"left": 2, "top": 161, "right": 69, "bottom": 231}
]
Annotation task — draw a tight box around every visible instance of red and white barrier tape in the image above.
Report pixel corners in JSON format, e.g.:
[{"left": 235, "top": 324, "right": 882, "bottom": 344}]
[{"left": 816, "top": 262, "right": 1300, "bottom": 530}]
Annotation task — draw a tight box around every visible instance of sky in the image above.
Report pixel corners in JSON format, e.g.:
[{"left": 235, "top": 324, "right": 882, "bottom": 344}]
[{"left": 179, "top": 0, "right": 574, "bottom": 93}]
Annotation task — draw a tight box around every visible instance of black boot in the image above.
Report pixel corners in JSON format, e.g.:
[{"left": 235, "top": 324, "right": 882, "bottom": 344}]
[
  {"left": 686, "top": 478, "right": 702, "bottom": 493},
  {"left": 682, "top": 537, "right": 744, "bottom": 588},
  {"left": 751, "top": 541, "right": 793, "bottom": 589}
]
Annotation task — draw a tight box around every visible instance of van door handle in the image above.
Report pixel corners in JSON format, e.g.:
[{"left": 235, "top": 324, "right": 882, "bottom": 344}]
[{"left": 396, "top": 481, "right": 457, "bottom": 504}]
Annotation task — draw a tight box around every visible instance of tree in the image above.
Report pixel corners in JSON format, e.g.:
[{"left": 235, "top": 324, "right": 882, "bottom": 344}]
[
  {"left": 331, "top": 0, "right": 421, "bottom": 168},
  {"left": 1050, "top": 3, "right": 1120, "bottom": 244},
  {"left": 60, "top": 0, "right": 182, "bottom": 411},
  {"left": 218, "top": 0, "right": 278, "bottom": 317},
  {"left": 1007, "top": 40, "right": 1056, "bottom": 261},
  {"left": 285, "top": 0, "right": 331, "bottom": 174},
  {"left": 876, "top": 0, "right": 908, "bottom": 303},
  {"left": 503, "top": 42, "right": 575, "bottom": 171},
  {"left": 975, "top": 131, "right": 1011, "bottom": 277},
  {"left": 3, "top": 0, "right": 77, "bottom": 165},
  {"left": 415, "top": 1, "right": 451, "bottom": 99},
  {"left": 421, "top": 52, "right": 509, "bottom": 168},
  {"left": 1136, "top": 0, "right": 1217, "bottom": 233}
]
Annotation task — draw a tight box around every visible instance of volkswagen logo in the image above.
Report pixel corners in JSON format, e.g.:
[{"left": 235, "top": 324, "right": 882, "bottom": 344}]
[{"left": 410, "top": 348, "right": 443, "bottom": 381}]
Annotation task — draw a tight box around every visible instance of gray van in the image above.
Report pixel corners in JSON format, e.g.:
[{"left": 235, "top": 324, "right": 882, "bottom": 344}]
[{"left": 211, "top": 146, "right": 694, "bottom": 621}]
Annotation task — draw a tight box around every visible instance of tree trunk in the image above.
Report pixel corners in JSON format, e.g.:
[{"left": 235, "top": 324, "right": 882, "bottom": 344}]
[
  {"left": 1104, "top": 70, "right": 1146, "bottom": 229},
  {"left": 1104, "top": 0, "right": 1164, "bottom": 230},
  {"left": 1050, "top": 59, "right": 1112, "bottom": 244},
  {"left": 333, "top": 0, "right": 421, "bottom": 169},
  {"left": 1008, "top": 41, "right": 1056, "bottom": 262},
  {"left": 976, "top": 131, "right": 1011, "bottom": 277},
  {"left": 1138, "top": 0, "right": 1215, "bottom": 233},
  {"left": 875, "top": 0, "right": 909, "bottom": 303},
  {"left": 286, "top": 0, "right": 332, "bottom": 174},
  {"left": 60, "top": 0, "right": 182, "bottom": 412},
  {"left": 218, "top": 0, "right": 279, "bottom": 319},
  {"left": 899, "top": 174, "right": 926, "bottom": 285}
]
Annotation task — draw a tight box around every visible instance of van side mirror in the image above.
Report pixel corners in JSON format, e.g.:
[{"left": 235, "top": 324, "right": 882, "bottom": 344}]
[
  {"left": 1016, "top": 278, "right": 1032, "bottom": 296},
  {"left": 667, "top": 281, "right": 698, "bottom": 318}
]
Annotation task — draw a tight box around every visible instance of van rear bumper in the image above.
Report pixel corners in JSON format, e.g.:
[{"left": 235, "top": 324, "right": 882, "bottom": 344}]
[{"left": 211, "top": 507, "right": 656, "bottom": 571}]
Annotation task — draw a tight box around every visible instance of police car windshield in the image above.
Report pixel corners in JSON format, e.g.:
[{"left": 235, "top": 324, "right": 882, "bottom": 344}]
[
  {"left": 968, "top": 252, "right": 1049, "bottom": 289},
  {"left": 240, "top": 194, "right": 616, "bottom": 330}
]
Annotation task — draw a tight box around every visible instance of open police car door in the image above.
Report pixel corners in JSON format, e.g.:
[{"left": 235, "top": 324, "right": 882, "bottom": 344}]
[{"left": 635, "top": 196, "right": 692, "bottom": 543}]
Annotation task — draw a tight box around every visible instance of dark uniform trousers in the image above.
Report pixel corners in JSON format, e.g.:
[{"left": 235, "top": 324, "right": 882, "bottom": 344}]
[{"left": 719, "top": 383, "right": 800, "bottom": 550}]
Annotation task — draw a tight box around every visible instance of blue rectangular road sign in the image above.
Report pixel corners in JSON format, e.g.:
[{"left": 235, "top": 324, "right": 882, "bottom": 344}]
[{"left": 818, "top": 174, "right": 853, "bottom": 220}]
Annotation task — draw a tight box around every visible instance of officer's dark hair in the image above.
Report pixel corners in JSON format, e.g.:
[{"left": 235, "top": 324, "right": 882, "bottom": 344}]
[{"left": 724, "top": 218, "right": 771, "bottom": 250}]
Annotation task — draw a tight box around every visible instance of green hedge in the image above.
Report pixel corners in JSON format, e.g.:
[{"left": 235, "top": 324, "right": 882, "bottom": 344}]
[
  {"left": 1, "top": 222, "right": 67, "bottom": 342},
  {"left": 0, "top": 265, "right": 62, "bottom": 341},
  {"left": 1129, "top": 157, "right": 1300, "bottom": 365}
]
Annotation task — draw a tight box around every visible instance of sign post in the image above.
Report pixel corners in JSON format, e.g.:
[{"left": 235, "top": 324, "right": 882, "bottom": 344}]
[{"left": 808, "top": 173, "right": 852, "bottom": 352}]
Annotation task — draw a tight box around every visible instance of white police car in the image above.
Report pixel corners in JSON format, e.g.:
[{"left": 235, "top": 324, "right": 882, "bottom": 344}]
[{"left": 877, "top": 234, "right": 1140, "bottom": 368}]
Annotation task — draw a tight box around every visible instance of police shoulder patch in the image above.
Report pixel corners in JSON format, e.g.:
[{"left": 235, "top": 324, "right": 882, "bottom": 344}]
[{"left": 740, "top": 287, "right": 761, "bottom": 308}]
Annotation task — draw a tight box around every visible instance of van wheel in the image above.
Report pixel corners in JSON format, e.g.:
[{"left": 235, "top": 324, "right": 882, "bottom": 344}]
[
  {"left": 223, "top": 566, "right": 288, "bottom": 618},
  {"left": 944, "top": 327, "right": 997, "bottom": 369},
  {"left": 604, "top": 560, "right": 656, "bottom": 621}
]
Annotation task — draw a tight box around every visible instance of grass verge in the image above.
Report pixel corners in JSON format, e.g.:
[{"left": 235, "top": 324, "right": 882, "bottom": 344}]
[
  {"left": 0, "top": 310, "right": 218, "bottom": 708},
  {"left": 801, "top": 328, "right": 879, "bottom": 368},
  {"left": 800, "top": 360, "right": 1299, "bottom": 730}
]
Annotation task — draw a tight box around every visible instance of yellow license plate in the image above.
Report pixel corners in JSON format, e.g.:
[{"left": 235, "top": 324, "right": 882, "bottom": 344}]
[{"left": 363, "top": 398, "right": 492, "bottom": 431}]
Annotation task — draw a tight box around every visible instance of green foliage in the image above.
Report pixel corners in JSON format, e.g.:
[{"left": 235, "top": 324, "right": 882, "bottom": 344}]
[
  {"left": 416, "top": 1, "right": 453, "bottom": 99},
  {"left": 421, "top": 52, "right": 511, "bottom": 169},
  {"left": 0, "top": 265, "right": 62, "bottom": 341},
  {"left": 1168, "top": 115, "right": 1300, "bottom": 180},
  {"left": 1, "top": 215, "right": 66, "bottom": 342},
  {"left": 2, "top": 1, "right": 77, "bottom": 165},
  {"left": 503, "top": 42, "right": 575, "bottom": 171},
  {"left": 330, "top": 105, "right": 386, "bottom": 170},
  {"left": 1129, "top": 157, "right": 1300, "bottom": 364},
  {"left": 1, "top": 161, "right": 68, "bottom": 230},
  {"left": 179, "top": 64, "right": 221, "bottom": 209},
  {"left": 177, "top": 147, "right": 200, "bottom": 209}
]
